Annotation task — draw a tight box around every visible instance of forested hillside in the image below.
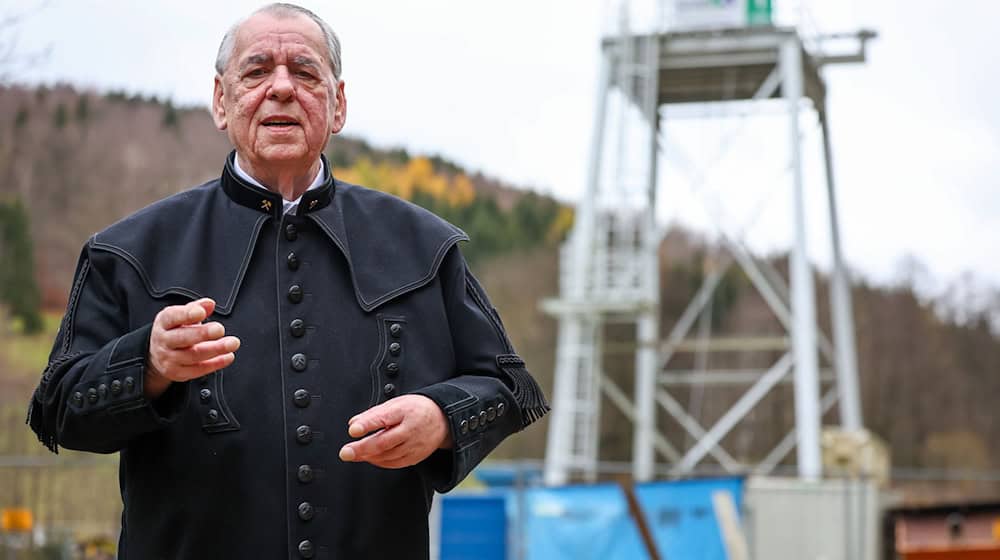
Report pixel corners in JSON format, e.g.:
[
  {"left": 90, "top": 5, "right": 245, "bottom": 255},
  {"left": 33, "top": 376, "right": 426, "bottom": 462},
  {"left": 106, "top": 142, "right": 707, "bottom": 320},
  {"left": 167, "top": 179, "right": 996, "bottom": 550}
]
[
  {"left": 0, "top": 84, "right": 571, "bottom": 315},
  {"left": 2, "top": 84, "right": 1000, "bottom": 523}
]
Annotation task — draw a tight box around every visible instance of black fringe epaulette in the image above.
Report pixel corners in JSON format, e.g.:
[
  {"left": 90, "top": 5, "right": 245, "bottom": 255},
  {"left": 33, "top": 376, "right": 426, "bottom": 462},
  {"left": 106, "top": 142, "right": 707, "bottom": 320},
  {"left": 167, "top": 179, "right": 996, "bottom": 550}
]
[
  {"left": 464, "top": 270, "right": 550, "bottom": 428},
  {"left": 496, "top": 354, "right": 550, "bottom": 428},
  {"left": 26, "top": 351, "right": 84, "bottom": 453}
]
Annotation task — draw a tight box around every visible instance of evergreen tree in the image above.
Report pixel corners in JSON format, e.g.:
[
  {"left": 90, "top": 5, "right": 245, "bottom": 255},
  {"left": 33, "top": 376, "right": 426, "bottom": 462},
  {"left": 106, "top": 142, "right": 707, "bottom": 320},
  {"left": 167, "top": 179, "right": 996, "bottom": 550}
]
[
  {"left": 0, "top": 198, "right": 43, "bottom": 333},
  {"left": 52, "top": 102, "right": 67, "bottom": 129},
  {"left": 75, "top": 95, "right": 90, "bottom": 122},
  {"left": 162, "top": 100, "right": 179, "bottom": 128}
]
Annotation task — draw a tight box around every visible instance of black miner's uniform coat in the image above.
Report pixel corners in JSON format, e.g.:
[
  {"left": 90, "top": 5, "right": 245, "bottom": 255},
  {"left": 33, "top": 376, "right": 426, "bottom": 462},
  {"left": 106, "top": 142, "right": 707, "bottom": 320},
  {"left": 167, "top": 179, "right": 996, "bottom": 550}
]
[{"left": 27, "top": 153, "right": 548, "bottom": 559}]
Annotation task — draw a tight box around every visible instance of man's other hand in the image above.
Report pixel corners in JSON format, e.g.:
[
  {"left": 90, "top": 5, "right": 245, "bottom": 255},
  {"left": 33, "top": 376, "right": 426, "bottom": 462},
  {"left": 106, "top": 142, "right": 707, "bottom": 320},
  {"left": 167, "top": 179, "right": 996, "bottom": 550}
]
[
  {"left": 145, "top": 298, "right": 241, "bottom": 399},
  {"left": 339, "top": 395, "right": 453, "bottom": 469}
]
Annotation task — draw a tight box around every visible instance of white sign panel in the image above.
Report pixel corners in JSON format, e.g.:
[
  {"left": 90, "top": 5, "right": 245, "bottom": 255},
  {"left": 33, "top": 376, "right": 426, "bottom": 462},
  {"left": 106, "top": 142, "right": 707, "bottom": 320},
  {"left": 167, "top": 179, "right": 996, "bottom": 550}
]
[{"left": 672, "top": 0, "right": 747, "bottom": 30}]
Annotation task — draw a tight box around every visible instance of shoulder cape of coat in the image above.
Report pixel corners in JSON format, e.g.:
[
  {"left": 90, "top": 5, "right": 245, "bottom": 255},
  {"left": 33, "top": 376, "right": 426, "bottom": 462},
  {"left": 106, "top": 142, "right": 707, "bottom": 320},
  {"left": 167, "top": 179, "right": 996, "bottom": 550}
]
[{"left": 90, "top": 158, "right": 468, "bottom": 314}]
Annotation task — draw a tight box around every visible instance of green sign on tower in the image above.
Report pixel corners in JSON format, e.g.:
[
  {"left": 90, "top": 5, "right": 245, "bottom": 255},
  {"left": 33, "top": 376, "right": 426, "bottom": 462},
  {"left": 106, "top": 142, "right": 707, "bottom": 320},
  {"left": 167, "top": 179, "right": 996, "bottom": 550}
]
[{"left": 746, "top": 0, "right": 773, "bottom": 26}]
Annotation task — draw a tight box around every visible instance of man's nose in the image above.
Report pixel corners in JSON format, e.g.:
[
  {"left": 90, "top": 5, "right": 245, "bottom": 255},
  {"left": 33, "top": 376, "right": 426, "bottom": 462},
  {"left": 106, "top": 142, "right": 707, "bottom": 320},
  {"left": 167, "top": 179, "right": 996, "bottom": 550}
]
[{"left": 267, "top": 66, "right": 295, "bottom": 101}]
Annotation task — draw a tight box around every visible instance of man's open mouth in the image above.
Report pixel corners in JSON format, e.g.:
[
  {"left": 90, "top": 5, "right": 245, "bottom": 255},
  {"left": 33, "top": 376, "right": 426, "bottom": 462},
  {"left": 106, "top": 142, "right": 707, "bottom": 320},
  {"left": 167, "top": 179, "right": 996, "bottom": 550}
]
[{"left": 262, "top": 118, "right": 300, "bottom": 127}]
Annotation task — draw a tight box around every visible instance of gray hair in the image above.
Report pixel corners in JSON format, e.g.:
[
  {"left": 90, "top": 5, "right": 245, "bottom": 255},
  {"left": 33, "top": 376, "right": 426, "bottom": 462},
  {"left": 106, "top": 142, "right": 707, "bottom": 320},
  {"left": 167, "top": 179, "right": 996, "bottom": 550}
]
[{"left": 215, "top": 3, "right": 342, "bottom": 80}]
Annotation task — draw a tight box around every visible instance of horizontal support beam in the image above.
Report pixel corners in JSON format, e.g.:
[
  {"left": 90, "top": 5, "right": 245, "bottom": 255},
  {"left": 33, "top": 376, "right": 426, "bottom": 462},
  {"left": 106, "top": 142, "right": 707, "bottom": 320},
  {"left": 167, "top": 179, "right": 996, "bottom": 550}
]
[
  {"left": 658, "top": 52, "right": 779, "bottom": 69},
  {"left": 815, "top": 54, "right": 867, "bottom": 65},
  {"left": 669, "top": 336, "right": 790, "bottom": 353},
  {"left": 605, "top": 336, "right": 791, "bottom": 356},
  {"left": 660, "top": 368, "right": 835, "bottom": 386},
  {"left": 660, "top": 30, "right": 793, "bottom": 55},
  {"left": 540, "top": 298, "right": 655, "bottom": 316}
]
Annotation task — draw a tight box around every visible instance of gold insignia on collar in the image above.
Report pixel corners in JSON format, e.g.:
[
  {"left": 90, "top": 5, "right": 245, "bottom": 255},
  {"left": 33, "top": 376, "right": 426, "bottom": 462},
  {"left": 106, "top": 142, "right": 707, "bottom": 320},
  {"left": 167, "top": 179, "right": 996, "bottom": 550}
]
[
  {"left": 260, "top": 199, "right": 273, "bottom": 212},
  {"left": 308, "top": 199, "right": 318, "bottom": 210}
]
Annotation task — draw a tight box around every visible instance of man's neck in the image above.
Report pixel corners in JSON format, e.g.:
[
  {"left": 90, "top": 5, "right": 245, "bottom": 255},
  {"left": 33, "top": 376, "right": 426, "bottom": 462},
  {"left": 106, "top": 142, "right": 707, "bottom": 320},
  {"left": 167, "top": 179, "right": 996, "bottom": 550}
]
[{"left": 235, "top": 154, "right": 322, "bottom": 202}]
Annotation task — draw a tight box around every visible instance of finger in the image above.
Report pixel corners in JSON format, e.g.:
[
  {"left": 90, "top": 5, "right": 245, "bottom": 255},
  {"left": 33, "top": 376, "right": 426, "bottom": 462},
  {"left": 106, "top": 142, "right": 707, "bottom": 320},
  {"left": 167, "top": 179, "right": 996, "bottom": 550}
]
[
  {"left": 172, "top": 353, "right": 236, "bottom": 381},
  {"left": 194, "top": 298, "right": 216, "bottom": 317},
  {"left": 161, "top": 322, "right": 227, "bottom": 350},
  {"left": 155, "top": 305, "right": 195, "bottom": 331},
  {"left": 157, "top": 299, "right": 215, "bottom": 330},
  {"left": 347, "top": 402, "right": 406, "bottom": 439},
  {"left": 366, "top": 448, "right": 415, "bottom": 469},
  {"left": 340, "top": 425, "right": 406, "bottom": 462},
  {"left": 175, "top": 336, "right": 240, "bottom": 365}
]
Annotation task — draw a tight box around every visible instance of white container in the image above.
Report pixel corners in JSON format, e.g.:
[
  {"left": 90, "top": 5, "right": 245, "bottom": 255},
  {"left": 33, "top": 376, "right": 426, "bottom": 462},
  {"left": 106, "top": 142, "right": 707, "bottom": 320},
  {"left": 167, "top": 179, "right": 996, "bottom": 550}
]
[{"left": 743, "top": 476, "right": 884, "bottom": 560}]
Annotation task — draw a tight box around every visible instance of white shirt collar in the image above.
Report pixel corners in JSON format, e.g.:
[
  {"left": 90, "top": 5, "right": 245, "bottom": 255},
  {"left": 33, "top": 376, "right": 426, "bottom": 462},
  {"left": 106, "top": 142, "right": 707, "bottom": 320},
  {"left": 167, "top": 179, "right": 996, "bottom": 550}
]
[{"left": 233, "top": 155, "right": 325, "bottom": 215}]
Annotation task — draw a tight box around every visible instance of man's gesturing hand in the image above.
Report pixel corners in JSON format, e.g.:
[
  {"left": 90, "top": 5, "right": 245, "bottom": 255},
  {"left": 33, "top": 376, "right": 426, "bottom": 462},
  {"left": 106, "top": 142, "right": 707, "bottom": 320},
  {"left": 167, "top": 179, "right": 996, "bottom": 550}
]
[
  {"left": 339, "top": 395, "right": 454, "bottom": 469},
  {"left": 145, "top": 298, "right": 241, "bottom": 399}
]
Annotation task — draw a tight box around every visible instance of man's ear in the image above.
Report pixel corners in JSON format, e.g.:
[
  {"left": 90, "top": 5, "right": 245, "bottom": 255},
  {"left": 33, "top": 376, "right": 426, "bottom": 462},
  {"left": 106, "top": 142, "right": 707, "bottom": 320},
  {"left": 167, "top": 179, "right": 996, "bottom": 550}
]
[
  {"left": 330, "top": 80, "right": 347, "bottom": 134},
  {"left": 212, "top": 76, "right": 228, "bottom": 131}
]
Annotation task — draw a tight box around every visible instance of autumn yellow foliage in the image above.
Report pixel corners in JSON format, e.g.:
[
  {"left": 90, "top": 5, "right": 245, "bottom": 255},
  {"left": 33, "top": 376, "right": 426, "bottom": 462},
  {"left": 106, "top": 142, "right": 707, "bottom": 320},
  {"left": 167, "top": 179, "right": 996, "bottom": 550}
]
[{"left": 336, "top": 156, "right": 475, "bottom": 208}]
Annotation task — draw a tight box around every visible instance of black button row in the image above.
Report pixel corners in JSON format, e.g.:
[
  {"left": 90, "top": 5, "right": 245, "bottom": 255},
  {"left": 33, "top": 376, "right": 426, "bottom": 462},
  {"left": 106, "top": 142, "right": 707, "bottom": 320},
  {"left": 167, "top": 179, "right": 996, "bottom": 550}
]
[
  {"left": 72, "top": 376, "right": 135, "bottom": 407},
  {"left": 459, "top": 403, "right": 505, "bottom": 434},
  {"left": 286, "top": 221, "right": 316, "bottom": 548},
  {"left": 199, "top": 386, "right": 222, "bottom": 425},
  {"left": 384, "top": 323, "right": 404, "bottom": 383},
  {"left": 286, "top": 220, "right": 315, "bottom": 545}
]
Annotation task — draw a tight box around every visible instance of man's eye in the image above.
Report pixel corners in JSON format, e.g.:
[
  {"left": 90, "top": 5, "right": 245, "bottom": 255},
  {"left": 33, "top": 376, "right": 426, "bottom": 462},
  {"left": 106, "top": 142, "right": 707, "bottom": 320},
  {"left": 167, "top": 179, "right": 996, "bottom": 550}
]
[
  {"left": 297, "top": 71, "right": 316, "bottom": 80},
  {"left": 246, "top": 69, "right": 266, "bottom": 78}
]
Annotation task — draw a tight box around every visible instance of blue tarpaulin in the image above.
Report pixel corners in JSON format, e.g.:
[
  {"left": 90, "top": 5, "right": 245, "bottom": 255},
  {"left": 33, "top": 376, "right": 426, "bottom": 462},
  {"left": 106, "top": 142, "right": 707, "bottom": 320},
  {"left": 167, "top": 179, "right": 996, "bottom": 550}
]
[
  {"left": 522, "top": 484, "right": 649, "bottom": 560},
  {"left": 439, "top": 476, "right": 744, "bottom": 560},
  {"left": 636, "top": 477, "right": 744, "bottom": 560}
]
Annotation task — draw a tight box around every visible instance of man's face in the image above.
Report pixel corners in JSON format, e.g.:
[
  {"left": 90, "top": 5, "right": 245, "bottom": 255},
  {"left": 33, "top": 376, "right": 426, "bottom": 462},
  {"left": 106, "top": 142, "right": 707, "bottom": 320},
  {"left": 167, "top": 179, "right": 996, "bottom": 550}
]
[{"left": 212, "top": 13, "right": 346, "bottom": 170}]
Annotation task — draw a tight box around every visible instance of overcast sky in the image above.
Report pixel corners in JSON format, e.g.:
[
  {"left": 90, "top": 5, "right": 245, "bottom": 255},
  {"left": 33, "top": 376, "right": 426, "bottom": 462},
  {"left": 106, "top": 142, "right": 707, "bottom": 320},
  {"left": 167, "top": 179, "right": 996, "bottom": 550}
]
[{"left": 8, "top": 0, "right": 1000, "bottom": 298}]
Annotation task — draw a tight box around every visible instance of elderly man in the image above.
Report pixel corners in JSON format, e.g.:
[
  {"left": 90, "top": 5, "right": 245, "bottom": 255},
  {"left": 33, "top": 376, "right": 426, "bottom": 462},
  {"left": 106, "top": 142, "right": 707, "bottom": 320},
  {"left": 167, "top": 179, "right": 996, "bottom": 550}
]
[{"left": 27, "top": 3, "right": 547, "bottom": 558}]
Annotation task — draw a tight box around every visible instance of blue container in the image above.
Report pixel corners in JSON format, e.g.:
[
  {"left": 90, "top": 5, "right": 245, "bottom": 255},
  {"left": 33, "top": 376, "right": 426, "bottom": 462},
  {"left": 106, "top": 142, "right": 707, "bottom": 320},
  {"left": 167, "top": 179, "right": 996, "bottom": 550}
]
[{"left": 440, "top": 493, "right": 508, "bottom": 560}]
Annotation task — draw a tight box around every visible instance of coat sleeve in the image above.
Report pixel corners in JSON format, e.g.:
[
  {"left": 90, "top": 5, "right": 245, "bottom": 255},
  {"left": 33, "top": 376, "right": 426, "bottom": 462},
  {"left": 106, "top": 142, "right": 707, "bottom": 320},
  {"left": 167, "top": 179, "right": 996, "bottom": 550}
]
[
  {"left": 26, "top": 240, "right": 187, "bottom": 454},
  {"left": 411, "top": 245, "right": 549, "bottom": 492}
]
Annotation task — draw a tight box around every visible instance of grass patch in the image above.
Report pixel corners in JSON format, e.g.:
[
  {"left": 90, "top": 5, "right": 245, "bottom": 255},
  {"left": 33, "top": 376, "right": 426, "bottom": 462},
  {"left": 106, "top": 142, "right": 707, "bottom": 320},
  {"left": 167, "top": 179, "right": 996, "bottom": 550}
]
[{"left": 2, "top": 312, "right": 61, "bottom": 376}]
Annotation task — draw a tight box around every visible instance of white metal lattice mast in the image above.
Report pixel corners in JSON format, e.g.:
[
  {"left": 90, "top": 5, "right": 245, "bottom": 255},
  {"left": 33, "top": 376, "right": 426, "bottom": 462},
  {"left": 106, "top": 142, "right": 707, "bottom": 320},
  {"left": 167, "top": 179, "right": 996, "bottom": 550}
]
[
  {"left": 544, "top": 0, "right": 875, "bottom": 485},
  {"left": 543, "top": 0, "right": 664, "bottom": 485}
]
